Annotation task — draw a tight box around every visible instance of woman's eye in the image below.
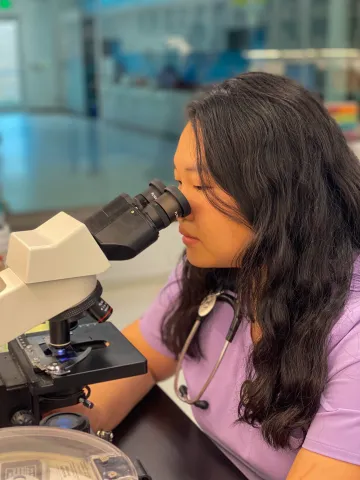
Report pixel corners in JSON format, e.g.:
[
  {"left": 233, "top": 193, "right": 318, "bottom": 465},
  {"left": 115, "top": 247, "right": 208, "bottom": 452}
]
[{"left": 175, "top": 181, "right": 209, "bottom": 191}]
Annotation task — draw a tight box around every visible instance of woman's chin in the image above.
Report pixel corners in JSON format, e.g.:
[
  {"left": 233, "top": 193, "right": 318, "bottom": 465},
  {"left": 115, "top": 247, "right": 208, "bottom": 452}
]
[
  {"left": 186, "top": 250, "right": 208, "bottom": 268},
  {"left": 185, "top": 249, "right": 217, "bottom": 269},
  {"left": 186, "top": 249, "right": 235, "bottom": 269}
]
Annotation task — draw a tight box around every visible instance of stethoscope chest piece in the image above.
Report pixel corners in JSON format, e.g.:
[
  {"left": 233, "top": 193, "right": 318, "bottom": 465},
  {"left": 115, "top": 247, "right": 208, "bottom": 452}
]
[{"left": 198, "top": 292, "right": 220, "bottom": 318}]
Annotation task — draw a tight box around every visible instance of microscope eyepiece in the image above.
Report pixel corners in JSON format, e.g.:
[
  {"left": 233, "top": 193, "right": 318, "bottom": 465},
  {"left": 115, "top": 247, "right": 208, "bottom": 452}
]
[
  {"left": 133, "top": 178, "right": 166, "bottom": 209},
  {"left": 143, "top": 186, "right": 191, "bottom": 229}
]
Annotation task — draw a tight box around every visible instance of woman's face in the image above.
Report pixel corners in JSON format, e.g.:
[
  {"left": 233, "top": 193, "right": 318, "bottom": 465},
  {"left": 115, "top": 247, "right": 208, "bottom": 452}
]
[{"left": 174, "top": 123, "right": 255, "bottom": 268}]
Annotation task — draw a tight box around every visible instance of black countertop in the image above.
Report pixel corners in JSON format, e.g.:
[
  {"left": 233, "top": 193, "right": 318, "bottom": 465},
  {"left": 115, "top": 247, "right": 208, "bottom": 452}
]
[{"left": 114, "top": 386, "right": 247, "bottom": 480}]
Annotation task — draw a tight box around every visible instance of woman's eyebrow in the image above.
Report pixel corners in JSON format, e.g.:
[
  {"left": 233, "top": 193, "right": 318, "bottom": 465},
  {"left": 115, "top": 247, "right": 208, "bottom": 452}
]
[{"left": 173, "top": 163, "right": 197, "bottom": 172}]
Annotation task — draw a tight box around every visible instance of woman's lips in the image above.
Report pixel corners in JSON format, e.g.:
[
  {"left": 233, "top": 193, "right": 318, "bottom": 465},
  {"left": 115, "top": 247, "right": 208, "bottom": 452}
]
[{"left": 179, "top": 228, "right": 199, "bottom": 246}]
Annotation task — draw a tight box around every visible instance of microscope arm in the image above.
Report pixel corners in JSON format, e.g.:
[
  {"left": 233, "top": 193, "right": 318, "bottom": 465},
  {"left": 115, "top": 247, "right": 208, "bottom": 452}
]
[{"left": 0, "top": 212, "right": 111, "bottom": 346}]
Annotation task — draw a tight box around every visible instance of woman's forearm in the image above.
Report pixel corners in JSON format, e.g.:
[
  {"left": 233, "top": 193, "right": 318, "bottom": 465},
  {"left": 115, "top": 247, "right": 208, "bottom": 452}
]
[{"left": 52, "top": 370, "right": 156, "bottom": 433}]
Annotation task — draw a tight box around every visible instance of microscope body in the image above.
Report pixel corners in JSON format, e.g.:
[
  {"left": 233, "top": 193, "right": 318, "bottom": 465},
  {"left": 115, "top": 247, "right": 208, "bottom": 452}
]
[
  {"left": 0, "top": 181, "right": 190, "bottom": 427},
  {"left": 0, "top": 212, "right": 147, "bottom": 427}
]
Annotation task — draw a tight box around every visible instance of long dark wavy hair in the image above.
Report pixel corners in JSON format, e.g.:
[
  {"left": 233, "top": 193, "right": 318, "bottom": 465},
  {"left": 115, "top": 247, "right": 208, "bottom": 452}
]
[{"left": 161, "top": 72, "right": 360, "bottom": 449}]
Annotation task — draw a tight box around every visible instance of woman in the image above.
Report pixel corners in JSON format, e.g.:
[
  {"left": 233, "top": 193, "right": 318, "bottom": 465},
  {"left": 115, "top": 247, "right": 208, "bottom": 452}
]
[{"left": 57, "top": 73, "right": 360, "bottom": 479}]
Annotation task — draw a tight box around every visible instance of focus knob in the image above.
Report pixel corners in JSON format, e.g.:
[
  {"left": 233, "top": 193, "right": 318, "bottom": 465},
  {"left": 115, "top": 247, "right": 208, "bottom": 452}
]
[{"left": 11, "top": 410, "right": 36, "bottom": 426}]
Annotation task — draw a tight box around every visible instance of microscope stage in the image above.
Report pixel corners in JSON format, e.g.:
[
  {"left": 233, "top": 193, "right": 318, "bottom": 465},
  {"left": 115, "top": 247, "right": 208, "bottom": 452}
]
[{"left": 7, "top": 321, "right": 147, "bottom": 395}]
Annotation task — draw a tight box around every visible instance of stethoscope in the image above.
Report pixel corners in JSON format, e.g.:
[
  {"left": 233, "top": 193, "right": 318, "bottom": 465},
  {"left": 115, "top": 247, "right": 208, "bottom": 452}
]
[{"left": 174, "top": 290, "right": 242, "bottom": 410}]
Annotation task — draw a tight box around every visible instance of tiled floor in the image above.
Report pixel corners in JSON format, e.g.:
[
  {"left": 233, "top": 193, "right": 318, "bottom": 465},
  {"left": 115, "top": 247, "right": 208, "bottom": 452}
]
[{"left": 0, "top": 113, "right": 176, "bottom": 214}]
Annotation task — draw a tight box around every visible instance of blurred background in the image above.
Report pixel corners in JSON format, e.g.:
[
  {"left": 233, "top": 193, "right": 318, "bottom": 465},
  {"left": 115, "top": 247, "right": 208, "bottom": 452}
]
[{"left": 0, "top": 0, "right": 360, "bottom": 413}]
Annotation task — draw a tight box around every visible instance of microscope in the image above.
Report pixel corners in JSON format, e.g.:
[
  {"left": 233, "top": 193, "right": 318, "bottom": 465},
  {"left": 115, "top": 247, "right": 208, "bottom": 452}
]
[{"left": 0, "top": 180, "right": 190, "bottom": 428}]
